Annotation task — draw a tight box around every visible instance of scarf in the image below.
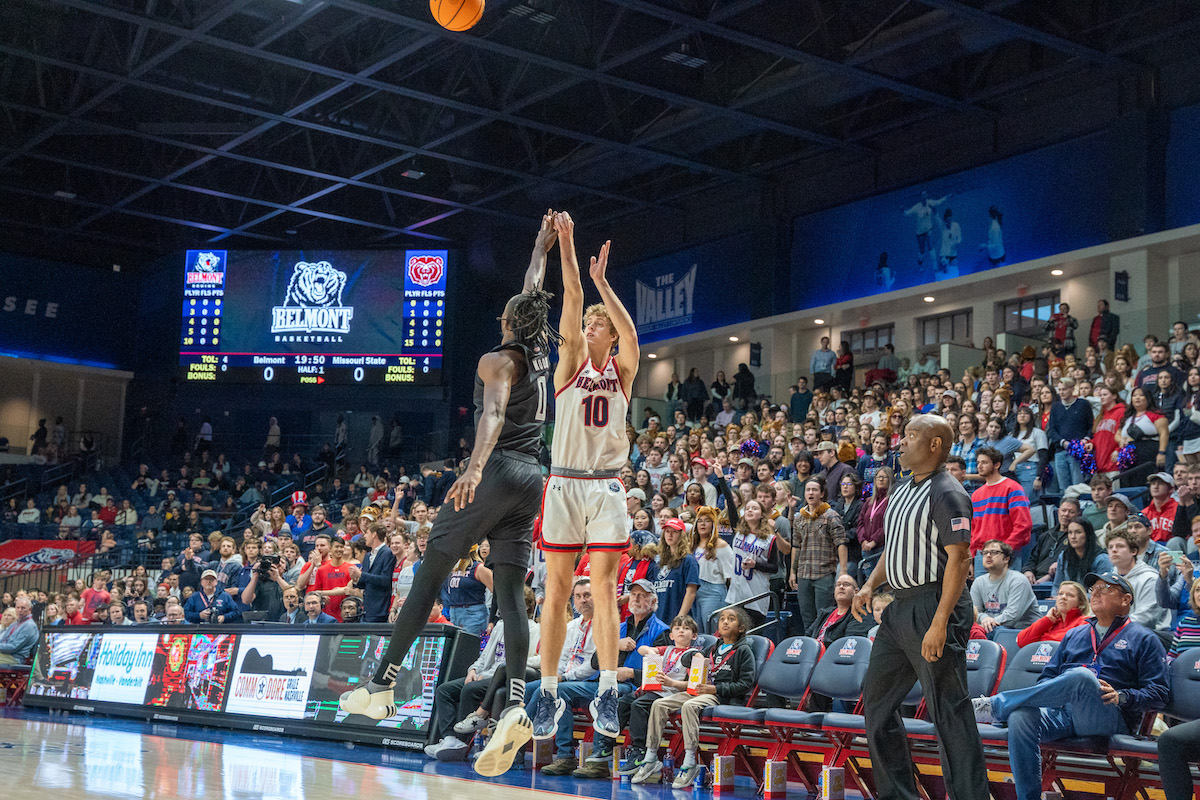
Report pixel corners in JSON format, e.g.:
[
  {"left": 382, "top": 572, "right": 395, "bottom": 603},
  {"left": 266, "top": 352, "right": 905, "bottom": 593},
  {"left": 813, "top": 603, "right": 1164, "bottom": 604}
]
[{"left": 799, "top": 502, "right": 831, "bottom": 520}]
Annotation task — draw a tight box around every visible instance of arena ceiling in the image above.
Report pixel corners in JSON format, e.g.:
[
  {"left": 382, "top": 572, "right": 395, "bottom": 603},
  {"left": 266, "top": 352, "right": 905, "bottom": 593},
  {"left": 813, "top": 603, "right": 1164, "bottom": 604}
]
[{"left": 1, "top": 0, "right": 1199, "bottom": 266}]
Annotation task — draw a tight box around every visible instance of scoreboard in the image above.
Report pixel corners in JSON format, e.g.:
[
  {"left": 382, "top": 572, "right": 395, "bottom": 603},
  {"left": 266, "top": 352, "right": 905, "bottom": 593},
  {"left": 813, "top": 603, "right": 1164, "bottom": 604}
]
[{"left": 177, "top": 249, "right": 448, "bottom": 385}]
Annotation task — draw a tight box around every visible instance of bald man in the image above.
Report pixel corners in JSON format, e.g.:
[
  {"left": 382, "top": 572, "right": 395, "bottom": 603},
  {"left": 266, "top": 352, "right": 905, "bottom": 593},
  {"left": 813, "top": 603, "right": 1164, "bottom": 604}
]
[{"left": 851, "top": 414, "right": 987, "bottom": 800}]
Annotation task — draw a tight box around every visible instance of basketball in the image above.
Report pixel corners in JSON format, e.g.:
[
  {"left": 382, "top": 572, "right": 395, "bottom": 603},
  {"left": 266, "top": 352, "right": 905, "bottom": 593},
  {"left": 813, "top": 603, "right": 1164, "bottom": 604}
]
[{"left": 430, "top": 0, "right": 484, "bottom": 31}]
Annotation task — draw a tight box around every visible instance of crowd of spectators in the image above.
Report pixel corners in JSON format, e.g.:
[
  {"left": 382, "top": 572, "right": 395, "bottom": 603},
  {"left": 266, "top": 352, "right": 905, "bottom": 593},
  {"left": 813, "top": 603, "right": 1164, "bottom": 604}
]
[{"left": 4, "top": 302, "right": 1200, "bottom": 792}]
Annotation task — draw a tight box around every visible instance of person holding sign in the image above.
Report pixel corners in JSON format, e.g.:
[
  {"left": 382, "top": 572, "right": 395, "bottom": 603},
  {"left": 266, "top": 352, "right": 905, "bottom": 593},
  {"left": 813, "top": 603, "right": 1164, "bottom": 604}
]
[{"left": 639, "top": 608, "right": 756, "bottom": 789}]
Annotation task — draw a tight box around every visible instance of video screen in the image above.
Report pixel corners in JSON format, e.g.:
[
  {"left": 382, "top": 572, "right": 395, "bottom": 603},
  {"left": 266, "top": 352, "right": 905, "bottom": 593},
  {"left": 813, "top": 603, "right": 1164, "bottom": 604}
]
[
  {"left": 178, "top": 249, "right": 447, "bottom": 386},
  {"left": 305, "top": 632, "right": 445, "bottom": 734},
  {"left": 25, "top": 627, "right": 455, "bottom": 746}
]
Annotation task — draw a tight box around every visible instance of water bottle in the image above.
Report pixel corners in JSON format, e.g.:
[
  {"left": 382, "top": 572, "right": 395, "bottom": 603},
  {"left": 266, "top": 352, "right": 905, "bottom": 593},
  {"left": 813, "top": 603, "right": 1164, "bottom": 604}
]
[
  {"left": 693, "top": 763, "right": 708, "bottom": 791},
  {"left": 662, "top": 754, "right": 675, "bottom": 782}
]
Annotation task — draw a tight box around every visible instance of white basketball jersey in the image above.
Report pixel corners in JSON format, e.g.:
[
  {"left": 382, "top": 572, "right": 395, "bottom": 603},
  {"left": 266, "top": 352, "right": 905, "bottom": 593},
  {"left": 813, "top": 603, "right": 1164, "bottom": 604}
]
[
  {"left": 552, "top": 356, "right": 629, "bottom": 472},
  {"left": 725, "top": 531, "right": 776, "bottom": 614}
]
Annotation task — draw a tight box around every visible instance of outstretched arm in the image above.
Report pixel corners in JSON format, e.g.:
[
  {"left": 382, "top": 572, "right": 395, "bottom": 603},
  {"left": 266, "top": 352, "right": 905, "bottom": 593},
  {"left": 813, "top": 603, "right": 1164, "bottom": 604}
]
[
  {"left": 523, "top": 209, "right": 557, "bottom": 293},
  {"left": 445, "top": 352, "right": 516, "bottom": 511},
  {"left": 590, "top": 240, "right": 640, "bottom": 385},
  {"left": 555, "top": 212, "right": 586, "bottom": 386}
]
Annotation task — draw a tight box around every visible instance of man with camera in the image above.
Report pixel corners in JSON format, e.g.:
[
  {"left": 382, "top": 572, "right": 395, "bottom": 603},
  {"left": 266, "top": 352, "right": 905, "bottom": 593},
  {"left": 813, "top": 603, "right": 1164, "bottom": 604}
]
[
  {"left": 185, "top": 569, "right": 242, "bottom": 624},
  {"left": 241, "top": 552, "right": 290, "bottom": 621}
]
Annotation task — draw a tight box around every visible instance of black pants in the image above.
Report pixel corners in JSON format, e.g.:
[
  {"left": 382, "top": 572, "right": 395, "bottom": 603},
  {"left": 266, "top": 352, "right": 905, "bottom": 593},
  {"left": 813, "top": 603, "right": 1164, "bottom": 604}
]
[
  {"left": 1158, "top": 717, "right": 1200, "bottom": 800},
  {"left": 863, "top": 583, "right": 987, "bottom": 800}
]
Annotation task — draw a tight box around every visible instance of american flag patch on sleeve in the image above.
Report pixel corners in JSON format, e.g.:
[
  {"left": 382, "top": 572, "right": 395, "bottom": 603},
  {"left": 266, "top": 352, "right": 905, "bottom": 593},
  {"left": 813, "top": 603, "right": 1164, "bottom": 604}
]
[{"left": 951, "top": 517, "right": 971, "bottom": 532}]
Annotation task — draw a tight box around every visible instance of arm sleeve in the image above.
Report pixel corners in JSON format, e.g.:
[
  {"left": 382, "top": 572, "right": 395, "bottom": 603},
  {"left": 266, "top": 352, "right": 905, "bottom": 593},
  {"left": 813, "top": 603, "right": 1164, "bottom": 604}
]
[
  {"left": 1046, "top": 407, "right": 1062, "bottom": 448},
  {"left": 1008, "top": 491, "right": 1033, "bottom": 551},
  {"left": 221, "top": 597, "right": 242, "bottom": 623},
  {"left": 1122, "top": 637, "right": 1170, "bottom": 713},
  {"left": 717, "top": 477, "right": 739, "bottom": 527},
  {"left": 1156, "top": 570, "right": 1186, "bottom": 611},
  {"left": 756, "top": 540, "right": 780, "bottom": 575},
  {"left": 933, "top": 480, "right": 973, "bottom": 550},
  {"left": 1016, "top": 614, "right": 1055, "bottom": 649},
  {"left": 356, "top": 551, "right": 396, "bottom": 589},
  {"left": 683, "top": 555, "right": 700, "bottom": 587},
  {"left": 992, "top": 574, "right": 1036, "bottom": 626}
]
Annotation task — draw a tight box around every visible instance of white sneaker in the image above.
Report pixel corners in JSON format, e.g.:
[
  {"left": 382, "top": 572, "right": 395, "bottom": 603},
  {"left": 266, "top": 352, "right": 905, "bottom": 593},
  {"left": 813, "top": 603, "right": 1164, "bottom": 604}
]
[
  {"left": 424, "top": 736, "right": 455, "bottom": 758},
  {"left": 435, "top": 736, "right": 471, "bottom": 762},
  {"left": 454, "top": 711, "right": 489, "bottom": 735},
  {"left": 473, "top": 706, "right": 534, "bottom": 777},
  {"left": 672, "top": 763, "right": 699, "bottom": 789},
  {"left": 339, "top": 686, "right": 397, "bottom": 720},
  {"left": 972, "top": 695, "right": 996, "bottom": 725},
  {"left": 631, "top": 759, "right": 662, "bottom": 784}
]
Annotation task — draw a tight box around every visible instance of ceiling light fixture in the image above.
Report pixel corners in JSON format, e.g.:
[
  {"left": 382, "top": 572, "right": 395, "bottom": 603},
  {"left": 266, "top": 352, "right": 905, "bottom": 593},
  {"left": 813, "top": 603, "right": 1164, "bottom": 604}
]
[
  {"left": 814, "top": 318, "right": 824, "bottom": 325},
  {"left": 923, "top": 296, "right": 936, "bottom": 303},
  {"left": 663, "top": 44, "right": 707, "bottom": 69},
  {"left": 729, "top": 336, "right": 739, "bottom": 342},
  {"left": 647, "top": 353, "right": 657, "bottom": 359},
  {"left": 54, "top": 190, "right": 76, "bottom": 200},
  {"left": 1051, "top": 269, "right": 1064, "bottom": 276},
  {"left": 508, "top": 4, "right": 555, "bottom": 24},
  {"left": 401, "top": 169, "right": 425, "bottom": 180}
]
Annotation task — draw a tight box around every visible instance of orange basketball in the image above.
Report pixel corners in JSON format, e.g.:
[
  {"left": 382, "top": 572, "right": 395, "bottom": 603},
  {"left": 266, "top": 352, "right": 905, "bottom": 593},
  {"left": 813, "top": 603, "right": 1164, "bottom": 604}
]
[{"left": 430, "top": 0, "right": 484, "bottom": 31}]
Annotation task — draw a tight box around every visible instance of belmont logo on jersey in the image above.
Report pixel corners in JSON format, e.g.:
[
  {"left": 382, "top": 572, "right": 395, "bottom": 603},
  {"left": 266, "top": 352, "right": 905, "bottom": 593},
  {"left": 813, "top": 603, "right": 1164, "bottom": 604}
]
[
  {"left": 408, "top": 253, "right": 444, "bottom": 287},
  {"left": 573, "top": 373, "right": 621, "bottom": 393},
  {"left": 271, "top": 260, "right": 353, "bottom": 340},
  {"left": 635, "top": 264, "right": 696, "bottom": 333}
]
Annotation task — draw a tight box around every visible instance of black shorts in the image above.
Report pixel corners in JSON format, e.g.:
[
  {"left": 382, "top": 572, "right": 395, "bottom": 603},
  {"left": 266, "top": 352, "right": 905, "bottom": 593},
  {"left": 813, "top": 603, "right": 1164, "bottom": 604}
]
[{"left": 425, "top": 450, "right": 543, "bottom": 568}]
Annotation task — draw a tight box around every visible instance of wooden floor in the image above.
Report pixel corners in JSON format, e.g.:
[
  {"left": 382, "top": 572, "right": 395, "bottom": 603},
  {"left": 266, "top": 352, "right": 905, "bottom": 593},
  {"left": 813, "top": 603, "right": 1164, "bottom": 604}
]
[{"left": 0, "top": 711, "right": 620, "bottom": 800}]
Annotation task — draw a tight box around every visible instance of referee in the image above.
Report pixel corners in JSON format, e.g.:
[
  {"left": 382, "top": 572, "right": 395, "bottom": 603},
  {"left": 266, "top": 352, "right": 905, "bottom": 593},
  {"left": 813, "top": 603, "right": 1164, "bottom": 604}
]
[{"left": 851, "top": 414, "right": 987, "bottom": 800}]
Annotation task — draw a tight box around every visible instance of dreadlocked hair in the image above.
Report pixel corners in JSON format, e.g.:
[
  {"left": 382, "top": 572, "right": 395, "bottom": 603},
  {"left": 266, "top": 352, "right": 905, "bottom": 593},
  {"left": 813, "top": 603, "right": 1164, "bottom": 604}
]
[{"left": 509, "top": 289, "right": 563, "bottom": 352}]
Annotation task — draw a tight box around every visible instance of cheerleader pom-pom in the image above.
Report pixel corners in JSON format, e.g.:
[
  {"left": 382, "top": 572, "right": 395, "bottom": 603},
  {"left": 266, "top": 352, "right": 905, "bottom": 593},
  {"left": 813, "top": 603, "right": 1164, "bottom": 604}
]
[
  {"left": 1066, "top": 439, "right": 1096, "bottom": 478},
  {"left": 1041, "top": 463, "right": 1054, "bottom": 486},
  {"left": 739, "top": 439, "right": 764, "bottom": 460},
  {"left": 1117, "top": 444, "right": 1137, "bottom": 472}
]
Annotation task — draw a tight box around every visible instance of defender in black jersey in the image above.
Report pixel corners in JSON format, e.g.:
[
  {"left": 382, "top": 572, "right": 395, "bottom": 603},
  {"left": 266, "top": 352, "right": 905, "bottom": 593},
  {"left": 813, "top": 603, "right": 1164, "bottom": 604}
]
[{"left": 340, "top": 213, "right": 561, "bottom": 777}]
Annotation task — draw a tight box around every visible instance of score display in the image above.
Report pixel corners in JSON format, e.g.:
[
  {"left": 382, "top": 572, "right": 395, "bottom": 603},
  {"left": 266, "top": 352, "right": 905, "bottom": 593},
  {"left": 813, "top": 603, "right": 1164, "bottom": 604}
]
[{"left": 178, "top": 249, "right": 448, "bottom": 385}]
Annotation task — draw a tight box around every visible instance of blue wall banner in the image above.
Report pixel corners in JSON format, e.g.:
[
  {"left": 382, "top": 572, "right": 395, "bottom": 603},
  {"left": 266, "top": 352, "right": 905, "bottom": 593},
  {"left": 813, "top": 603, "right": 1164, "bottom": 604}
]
[
  {"left": 1167, "top": 103, "right": 1200, "bottom": 230},
  {"left": 790, "top": 131, "right": 1138, "bottom": 310},
  {"left": 612, "top": 231, "right": 766, "bottom": 344},
  {"left": 0, "top": 253, "right": 138, "bottom": 368}
]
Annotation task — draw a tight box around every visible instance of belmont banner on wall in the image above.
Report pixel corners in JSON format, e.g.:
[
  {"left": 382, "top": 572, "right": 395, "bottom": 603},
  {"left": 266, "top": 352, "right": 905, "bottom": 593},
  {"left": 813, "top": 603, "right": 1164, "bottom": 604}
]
[
  {"left": 0, "top": 539, "right": 95, "bottom": 574},
  {"left": 609, "top": 230, "right": 770, "bottom": 345},
  {"left": 790, "top": 129, "right": 1145, "bottom": 311}
]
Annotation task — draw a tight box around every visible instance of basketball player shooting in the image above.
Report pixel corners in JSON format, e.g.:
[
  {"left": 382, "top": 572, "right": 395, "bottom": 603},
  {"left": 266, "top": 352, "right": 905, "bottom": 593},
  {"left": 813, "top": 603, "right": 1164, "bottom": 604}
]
[
  {"left": 531, "top": 212, "right": 638, "bottom": 743},
  {"left": 340, "top": 211, "right": 560, "bottom": 778}
]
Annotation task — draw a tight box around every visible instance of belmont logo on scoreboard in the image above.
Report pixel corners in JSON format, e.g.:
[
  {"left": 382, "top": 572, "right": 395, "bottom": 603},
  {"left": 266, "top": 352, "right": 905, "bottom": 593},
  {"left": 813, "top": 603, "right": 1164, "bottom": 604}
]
[
  {"left": 225, "top": 635, "right": 320, "bottom": 719},
  {"left": 635, "top": 264, "right": 696, "bottom": 334},
  {"left": 270, "top": 260, "right": 353, "bottom": 341},
  {"left": 184, "top": 250, "right": 227, "bottom": 293}
]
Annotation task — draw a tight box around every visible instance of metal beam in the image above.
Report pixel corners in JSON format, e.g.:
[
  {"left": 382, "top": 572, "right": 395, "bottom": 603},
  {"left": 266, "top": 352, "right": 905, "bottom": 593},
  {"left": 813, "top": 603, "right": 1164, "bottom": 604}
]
[
  {"left": 0, "top": 46, "right": 650, "bottom": 222},
  {"left": 324, "top": 0, "right": 863, "bottom": 151},
  {"left": 600, "top": 0, "right": 983, "bottom": 113},
  {"left": 914, "top": 0, "right": 1137, "bottom": 70},
  {"left": 44, "top": 0, "right": 755, "bottom": 182},
  {"left": 0, "top": 146, "right": 454, "bottom": 241},
  {"left": 0, "top": 0, "right": 253, "bottom": 172}
]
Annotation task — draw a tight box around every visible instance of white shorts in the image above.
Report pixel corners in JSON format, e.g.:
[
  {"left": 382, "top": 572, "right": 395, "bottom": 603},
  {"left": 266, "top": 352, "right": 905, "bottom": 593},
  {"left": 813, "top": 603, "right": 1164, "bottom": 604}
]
[{"left": 540, "top": 475, "right": 630, "bottom": 553}]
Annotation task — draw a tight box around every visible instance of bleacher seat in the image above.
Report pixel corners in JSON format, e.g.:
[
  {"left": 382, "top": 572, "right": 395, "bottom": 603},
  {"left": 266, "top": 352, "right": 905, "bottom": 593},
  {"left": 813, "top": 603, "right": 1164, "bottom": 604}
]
[{"left": 992, "top": 626, "right": 1022, "bottom": 662}]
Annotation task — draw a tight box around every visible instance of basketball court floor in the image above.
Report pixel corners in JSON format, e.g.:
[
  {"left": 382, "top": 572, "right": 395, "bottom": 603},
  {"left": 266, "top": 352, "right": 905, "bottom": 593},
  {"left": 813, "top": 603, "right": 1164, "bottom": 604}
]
[{"left": 1, "top": 707, "right": 765, "bottom": 800}]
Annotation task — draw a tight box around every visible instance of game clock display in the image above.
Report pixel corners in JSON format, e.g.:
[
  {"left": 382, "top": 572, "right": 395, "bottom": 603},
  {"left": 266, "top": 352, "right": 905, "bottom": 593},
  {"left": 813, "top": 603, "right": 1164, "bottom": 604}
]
[{"left": 178, "top": 249, "right": 448, "bottom": 385}]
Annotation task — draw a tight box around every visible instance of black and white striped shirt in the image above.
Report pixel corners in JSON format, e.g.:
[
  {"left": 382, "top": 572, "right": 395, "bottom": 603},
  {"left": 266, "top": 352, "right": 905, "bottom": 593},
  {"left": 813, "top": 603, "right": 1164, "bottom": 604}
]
[{"left": 883, "top": 470, "right": 972, "bottom": 590}]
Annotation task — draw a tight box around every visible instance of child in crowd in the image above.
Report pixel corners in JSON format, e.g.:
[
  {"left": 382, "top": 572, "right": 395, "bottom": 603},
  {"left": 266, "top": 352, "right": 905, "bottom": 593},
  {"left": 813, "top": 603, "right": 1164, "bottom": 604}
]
[
  {"left": 622, "top": 615, "right": 702, "bottom": 777},
  {"left": 867, "top": 592, "right": 894, "bottom": 641},
  {"left": 635, "top": 608, "right": 755, "bottom": 788}
]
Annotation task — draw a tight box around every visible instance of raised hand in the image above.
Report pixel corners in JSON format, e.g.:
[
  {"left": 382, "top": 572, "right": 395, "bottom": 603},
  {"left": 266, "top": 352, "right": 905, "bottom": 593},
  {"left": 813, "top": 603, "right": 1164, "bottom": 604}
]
[
  {"left": 589, "top": 240, "right": 611, "bottom": 283},
  {"left": 553, "top": 210, "right": 574, "bottom": 239},
  {"left": 535, "top": 209, "right": 558, "bottom": 253}
]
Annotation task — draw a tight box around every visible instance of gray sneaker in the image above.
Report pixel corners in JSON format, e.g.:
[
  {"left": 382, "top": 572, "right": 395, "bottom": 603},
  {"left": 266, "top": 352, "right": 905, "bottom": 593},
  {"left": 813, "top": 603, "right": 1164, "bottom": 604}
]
[
  {"left": 454, "top": 711, "right": 489, "bottom": 735},
  {"left": 434, "top": 736, "right": 470, "bottom": 762},
  {"left": 972, "top": 695, "right": 996, "bottom": 724},
  {"left": 531, "top": 690, "right": 566, "bottom": 740}
]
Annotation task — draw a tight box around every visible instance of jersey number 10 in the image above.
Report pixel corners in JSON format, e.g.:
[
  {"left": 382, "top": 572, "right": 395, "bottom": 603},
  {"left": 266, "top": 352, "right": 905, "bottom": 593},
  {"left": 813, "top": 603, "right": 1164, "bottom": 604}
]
[{"left": 580, "top": 395, "right": 610, "bottom": 427}]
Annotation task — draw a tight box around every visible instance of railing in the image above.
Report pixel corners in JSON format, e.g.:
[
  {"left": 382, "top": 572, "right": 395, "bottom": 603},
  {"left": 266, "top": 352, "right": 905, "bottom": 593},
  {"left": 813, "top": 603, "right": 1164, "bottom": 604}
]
[
  {"left": 1, "top": 478, "right": 28, "bottom": 505},
  {"left": 707, "top": 589, "right": 786, "bottom": 641}
]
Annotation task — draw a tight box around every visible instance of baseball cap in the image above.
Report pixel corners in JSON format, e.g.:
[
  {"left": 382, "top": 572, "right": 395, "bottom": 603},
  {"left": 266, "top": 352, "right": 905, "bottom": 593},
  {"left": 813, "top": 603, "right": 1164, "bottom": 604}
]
[
  {"left": 661, "top": 517, "right": 686, "bottom": 532},
  {"left": 201, "top": 569, "right": 218, "bottom": 579},
  {"left": 630, "top": 578, "right": 656, "bottom": 593},
  {"left": 1106, "top": 493, "right": 1135, "bottom": 511},
  {"left": 815, "top": 441, "right": 837, "bottom": 453},
  {"left": 291, "top": 490, "right": 308, "bottom": 507},
  {"left": 690, "top": 456, "right": 709, "bottom": 468},
  {"left": 627, "top": 488, "right": 647, "bottom": 502},
  {"left": 1083, "top": 572, "right": 1134, "bottom": 595},
  {"left": 737, "top": 457, "right": 756, "bottom": 467},
  {"left": 1148, "top": 472, "right": 1176, "bottom": 487},
  {"left": 1129, "top": 512, "right": 1152, "bottom": 528}
]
